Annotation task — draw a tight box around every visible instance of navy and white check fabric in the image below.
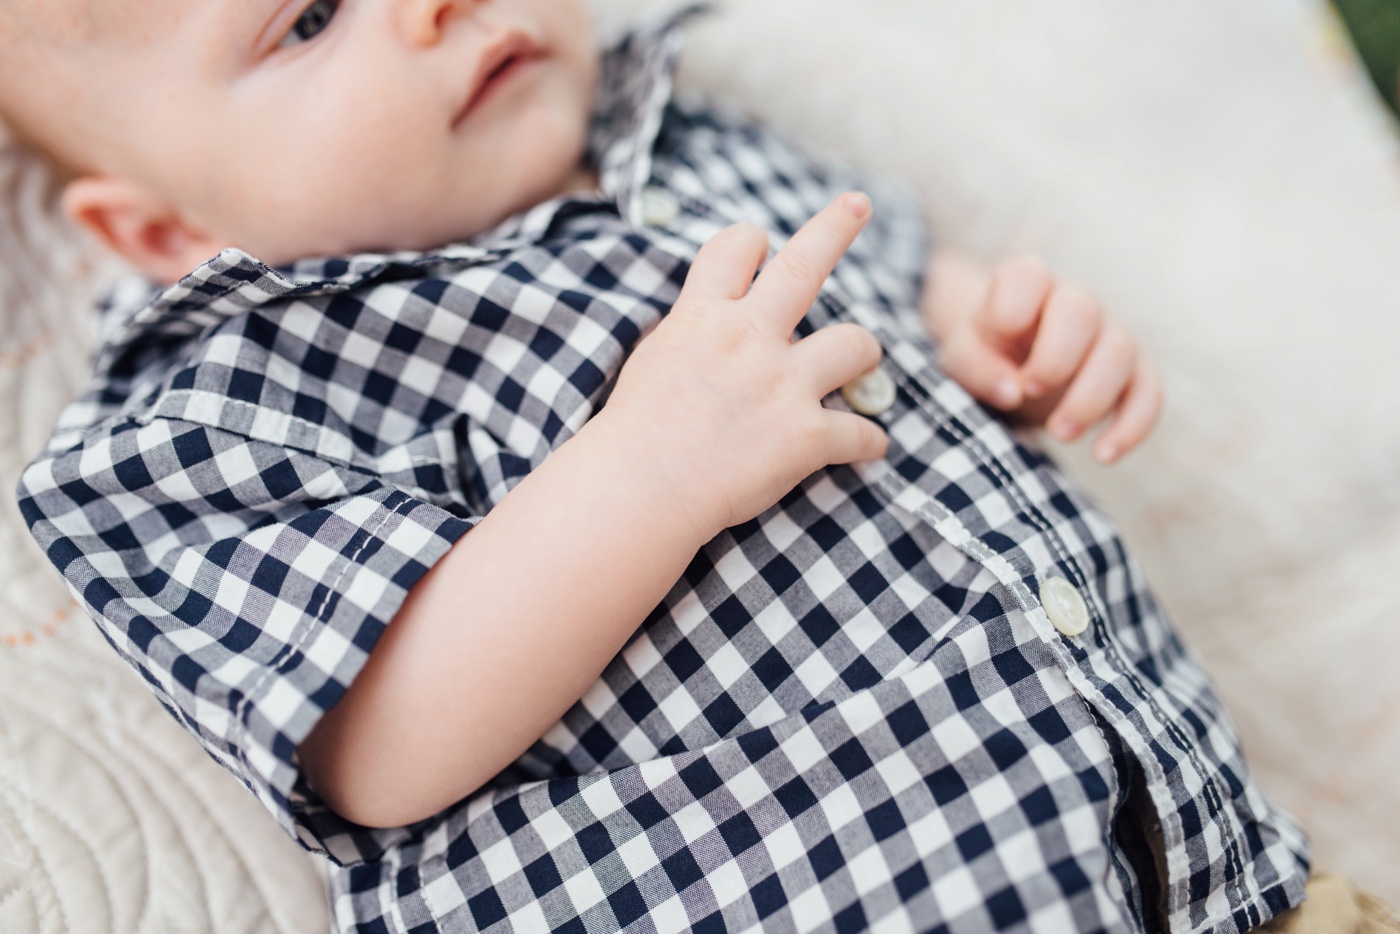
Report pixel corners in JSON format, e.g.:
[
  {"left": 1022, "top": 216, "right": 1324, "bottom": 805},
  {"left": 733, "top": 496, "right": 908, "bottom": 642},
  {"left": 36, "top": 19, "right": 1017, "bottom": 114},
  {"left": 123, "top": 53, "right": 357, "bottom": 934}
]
[{"left": 18, "top": 9, "right": 1308, "bottom": 934}]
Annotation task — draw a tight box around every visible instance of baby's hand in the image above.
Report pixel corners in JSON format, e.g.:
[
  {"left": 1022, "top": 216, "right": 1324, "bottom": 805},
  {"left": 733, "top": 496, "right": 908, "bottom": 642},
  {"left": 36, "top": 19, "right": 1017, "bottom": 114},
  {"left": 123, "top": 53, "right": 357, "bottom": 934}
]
[
  {"left": 603, "top": 195, "right": 889, "bottom": 540},
  {"left": 932, "top": 255, "right": 1162, "bottom": 464}
]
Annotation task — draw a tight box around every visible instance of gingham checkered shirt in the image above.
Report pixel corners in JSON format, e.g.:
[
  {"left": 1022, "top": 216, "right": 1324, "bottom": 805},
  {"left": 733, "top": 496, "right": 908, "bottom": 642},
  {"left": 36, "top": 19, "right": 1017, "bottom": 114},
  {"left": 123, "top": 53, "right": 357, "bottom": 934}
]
[{"left": 18, "top": 10, "right": 1308, "bottom": 934}]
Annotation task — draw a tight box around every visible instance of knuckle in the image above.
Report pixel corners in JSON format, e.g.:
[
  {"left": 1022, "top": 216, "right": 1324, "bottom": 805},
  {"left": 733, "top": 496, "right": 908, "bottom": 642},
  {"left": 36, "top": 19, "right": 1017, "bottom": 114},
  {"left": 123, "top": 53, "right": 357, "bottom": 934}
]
[
  {"left": 1025, "top": 345, "right": 1069, "bottom": 381},
  {"left": 852, "top": 430, "right": 887, "bottom": 463},
  {"left": 1101, "top": 325, "right": 1136, "bottom": 363},
  {"left": 700, "top": 226, "right": 732, "bottom": 253},
  {"left": 1052, "top": 284, "right": 1102, "bottom": 325},
  {"left": 864, "top": 420, "right": 889, "bottom": 455},
  {"left": 668, "top": 297, "right": 712, "bottom": 333},
  {"left": 730, "top": 222, "right": 770, "bottom": 251},
  {"left": 1103, "top": 341, "right": 1136, "bottom": 375},
  {"left": 1143, "top": 373, "right": 1165, "bottom": 412},
  {"left": 703, "top": 223, "right": 765, "bottom": 262},
  {"left": 1061, "top": 393, "right": 1103, "bottom": 424},
  {"left": 858, "top": 326, "right": 883, "bottom": 361},
  {"left": 796, "top": 416, "right": 829, "bottom": 459},
  {"left": 775, "top": 250, "right": 821, "bottom": 286},
  {"left": 722, "top": 315, "right": 765, "bottom": 356},
  {"left": 687, "top": 308, "right": 748, "bottom": 359},
  {"left": 837, "top": 324, "right": 882, "bottom": 361},
  {"left": 999, "top": 254, "right": 1054, "bottom": 289},
  {"left": 1119, "top": 407, "right": 1154, "bottom": 443}
]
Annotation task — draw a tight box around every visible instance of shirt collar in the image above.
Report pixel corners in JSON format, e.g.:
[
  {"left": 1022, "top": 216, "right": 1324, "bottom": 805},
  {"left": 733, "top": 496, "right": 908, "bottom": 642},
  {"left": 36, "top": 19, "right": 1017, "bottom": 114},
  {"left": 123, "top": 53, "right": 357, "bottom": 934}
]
[
  {"left": 100, "top": 3, "right": 710, "bottom": 359},
  {"left": 588, "top": 3, "right": 706, "bottom": 228}
]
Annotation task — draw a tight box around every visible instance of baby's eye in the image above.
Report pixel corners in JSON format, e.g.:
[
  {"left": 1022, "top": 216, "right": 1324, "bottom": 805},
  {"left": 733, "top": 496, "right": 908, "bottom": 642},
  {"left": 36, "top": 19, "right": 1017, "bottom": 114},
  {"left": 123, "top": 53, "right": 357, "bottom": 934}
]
[{"left": 278, "top": 0, "right": 340, "bottom": 48}]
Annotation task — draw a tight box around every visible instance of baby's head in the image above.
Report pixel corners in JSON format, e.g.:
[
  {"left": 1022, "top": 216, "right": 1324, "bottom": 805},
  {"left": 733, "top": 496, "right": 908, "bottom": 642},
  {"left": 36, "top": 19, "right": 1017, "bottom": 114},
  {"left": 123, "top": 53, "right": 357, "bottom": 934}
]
[{"left": 0, "top": 0, "right": 598, "bottom": 282}]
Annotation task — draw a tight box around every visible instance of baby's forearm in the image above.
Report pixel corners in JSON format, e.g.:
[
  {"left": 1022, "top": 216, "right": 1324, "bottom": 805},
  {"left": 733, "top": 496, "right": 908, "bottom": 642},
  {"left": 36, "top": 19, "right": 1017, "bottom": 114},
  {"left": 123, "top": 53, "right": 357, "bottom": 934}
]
[
  {"left": 300, "top": 197, "right": 885, "bottom": 829},
  {"left": 299, "top": 408, "right": 712, "bottom": 828}
]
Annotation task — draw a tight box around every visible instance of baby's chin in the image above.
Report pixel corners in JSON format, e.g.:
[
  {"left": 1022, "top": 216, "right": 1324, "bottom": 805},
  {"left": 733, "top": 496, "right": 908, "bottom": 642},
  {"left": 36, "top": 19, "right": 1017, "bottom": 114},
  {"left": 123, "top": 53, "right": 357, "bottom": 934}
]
[
  {"left": 233, "top": 212, "right": 506, "bottom": 268},
  {"left": 246, "top": 179, "right": 597, "bottom": 267}
]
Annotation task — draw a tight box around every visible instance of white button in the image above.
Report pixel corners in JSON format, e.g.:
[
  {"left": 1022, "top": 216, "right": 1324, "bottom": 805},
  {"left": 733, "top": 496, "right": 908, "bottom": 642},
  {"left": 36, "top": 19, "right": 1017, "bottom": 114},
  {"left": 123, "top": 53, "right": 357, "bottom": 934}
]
[
  {"left": 640, "top": 187, "right": 681, "bottom": 226},
  {"left": 840, "top": 367, "right": 896, "bottom": 416},
  {"left": 1040, "top": 577, "right": 1089, "bottom": 638}
]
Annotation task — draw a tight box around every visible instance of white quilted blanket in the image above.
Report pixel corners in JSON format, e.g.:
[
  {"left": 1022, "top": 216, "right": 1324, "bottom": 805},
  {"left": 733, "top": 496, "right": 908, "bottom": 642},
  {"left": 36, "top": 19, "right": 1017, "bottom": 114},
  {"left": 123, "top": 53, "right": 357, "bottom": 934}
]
[{"left": 3, "top": 1, "right": 1397, "bottom": 929}]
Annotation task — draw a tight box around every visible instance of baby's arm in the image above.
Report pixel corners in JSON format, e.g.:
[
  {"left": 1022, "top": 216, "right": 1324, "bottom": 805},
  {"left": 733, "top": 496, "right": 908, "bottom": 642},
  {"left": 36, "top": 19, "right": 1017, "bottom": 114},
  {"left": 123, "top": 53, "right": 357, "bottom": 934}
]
[
  {"left": 299, "top": 195, "right": 888, "bottom": 829},
  {"left": 922, "top": 252, "right": 1162, "bottom": 463}
]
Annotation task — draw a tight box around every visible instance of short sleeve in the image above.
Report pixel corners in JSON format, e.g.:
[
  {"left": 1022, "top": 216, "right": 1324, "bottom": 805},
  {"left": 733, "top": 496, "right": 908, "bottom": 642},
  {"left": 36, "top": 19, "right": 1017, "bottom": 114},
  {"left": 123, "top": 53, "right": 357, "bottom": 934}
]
[{"left": 17, "top": 415, "right": 478, "bottom": 862}]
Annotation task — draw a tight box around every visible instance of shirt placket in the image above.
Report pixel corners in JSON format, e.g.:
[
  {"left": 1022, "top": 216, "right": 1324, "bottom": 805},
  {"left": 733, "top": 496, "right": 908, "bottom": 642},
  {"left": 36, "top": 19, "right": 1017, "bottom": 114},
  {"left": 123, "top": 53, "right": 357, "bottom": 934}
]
[
  {"left": 816, "top": 287, "right": 1256, "bottom": 932},
  {"left": 581, "top": 176, "right": 1230, "bottom": 914}
]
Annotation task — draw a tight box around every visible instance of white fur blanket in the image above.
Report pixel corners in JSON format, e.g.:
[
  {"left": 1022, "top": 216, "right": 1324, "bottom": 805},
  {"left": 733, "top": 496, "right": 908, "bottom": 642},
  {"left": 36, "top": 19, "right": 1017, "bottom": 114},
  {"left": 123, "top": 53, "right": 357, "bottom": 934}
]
[{"left": 2, "top": 1, "right": 1397, "bottom": 929}]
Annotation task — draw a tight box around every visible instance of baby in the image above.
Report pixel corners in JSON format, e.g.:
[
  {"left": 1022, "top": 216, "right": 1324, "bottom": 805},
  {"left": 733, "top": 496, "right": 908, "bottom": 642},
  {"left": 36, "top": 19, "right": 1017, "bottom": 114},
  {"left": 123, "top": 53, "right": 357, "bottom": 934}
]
[{"left": 6, "top": 0, "right": 1313, "bottom": 931}]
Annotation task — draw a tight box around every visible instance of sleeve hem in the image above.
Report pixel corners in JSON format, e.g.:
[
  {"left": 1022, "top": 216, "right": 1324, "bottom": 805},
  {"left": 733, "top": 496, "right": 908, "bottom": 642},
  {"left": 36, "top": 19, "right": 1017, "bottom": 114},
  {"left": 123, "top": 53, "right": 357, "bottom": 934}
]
[{"left": 237, "top": 489, "right": 478, "bottom": 861}]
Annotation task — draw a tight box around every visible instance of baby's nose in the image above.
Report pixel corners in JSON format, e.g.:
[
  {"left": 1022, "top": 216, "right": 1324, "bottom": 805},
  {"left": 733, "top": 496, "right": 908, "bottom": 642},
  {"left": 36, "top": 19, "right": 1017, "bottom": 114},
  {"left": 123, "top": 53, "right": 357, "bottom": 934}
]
[{"left": 397, "top": 0, "right": 474, "bottom": 48}]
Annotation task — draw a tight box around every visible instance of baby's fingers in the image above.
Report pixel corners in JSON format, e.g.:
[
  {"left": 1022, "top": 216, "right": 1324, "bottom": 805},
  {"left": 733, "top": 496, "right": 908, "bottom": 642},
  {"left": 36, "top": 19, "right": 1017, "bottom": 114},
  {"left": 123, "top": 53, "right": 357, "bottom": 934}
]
[
  {"left": 1092, "top": 362, "right": 1163, "bottom": 464},
  {"left": 820, "top": 409, "right": 890, "bottom": 465},
  {"left": 681, "top": 223, "right": 772, "bottom": 302},
  {"left": 1045, "top": 323, "right": 1137, "bottom": 443},
  {"left": 1020, "top": 285, "right": 1102, "bottom": 398},
  {"left": 746, "top": 193, "right": 872, "bottom": 335},
  {"left": 980, "top": 256, "right": 1054, "bottom": 345},
  {"left": 791, "top": 323, "right": 883, "bottom": 397},
  {"left": 938, "top": 331, "right": 1025, "bottom": 411}
]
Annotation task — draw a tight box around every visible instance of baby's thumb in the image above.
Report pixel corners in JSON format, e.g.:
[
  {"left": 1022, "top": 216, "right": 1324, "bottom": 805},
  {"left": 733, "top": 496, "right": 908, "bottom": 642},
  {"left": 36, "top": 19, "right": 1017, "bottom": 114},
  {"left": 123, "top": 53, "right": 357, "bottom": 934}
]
[{"left": 938, "top": 334, "right": 1024, "bottom": 411}]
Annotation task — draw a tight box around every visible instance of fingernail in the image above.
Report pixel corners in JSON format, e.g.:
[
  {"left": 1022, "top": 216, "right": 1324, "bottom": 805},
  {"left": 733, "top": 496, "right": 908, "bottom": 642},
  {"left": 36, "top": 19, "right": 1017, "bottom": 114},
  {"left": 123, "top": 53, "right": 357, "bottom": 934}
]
[
  {"left": 1095, "top": 441, "right": 1120, "bottom": 464},
  {"left": 1023, "top": 378, "right": 1047, "bottom": 399},
  {"left": 993, "top": 378, "right": 1021, "bottom": 409},
  {"left": 1051, "top": 418, "right": 1081, "bottom": 441},
  {"left": 842, "top": 192, "right": 871, "bottom": 219}
]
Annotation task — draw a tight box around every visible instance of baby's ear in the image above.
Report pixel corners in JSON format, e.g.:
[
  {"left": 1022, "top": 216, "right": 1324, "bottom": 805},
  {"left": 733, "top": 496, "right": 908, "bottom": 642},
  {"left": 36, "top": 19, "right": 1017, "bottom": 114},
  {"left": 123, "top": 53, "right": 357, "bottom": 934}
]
[{"left": 61, "top": 176, "right": 223, "bottom": 284}]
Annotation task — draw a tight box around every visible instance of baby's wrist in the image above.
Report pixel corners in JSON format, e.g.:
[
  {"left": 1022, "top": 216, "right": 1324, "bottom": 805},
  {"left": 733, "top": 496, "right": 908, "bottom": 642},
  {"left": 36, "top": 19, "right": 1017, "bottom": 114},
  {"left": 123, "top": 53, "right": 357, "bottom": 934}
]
[{"left": 582, "top": 407, "right": 723, "bottom": 546}]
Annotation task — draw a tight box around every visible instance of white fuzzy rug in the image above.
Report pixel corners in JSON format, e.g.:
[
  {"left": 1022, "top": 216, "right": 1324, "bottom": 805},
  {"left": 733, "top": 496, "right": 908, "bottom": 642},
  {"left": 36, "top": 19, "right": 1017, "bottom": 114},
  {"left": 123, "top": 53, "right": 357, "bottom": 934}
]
[{"left": 2, "top": 1, "right": 1397, "bottom": 928}]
